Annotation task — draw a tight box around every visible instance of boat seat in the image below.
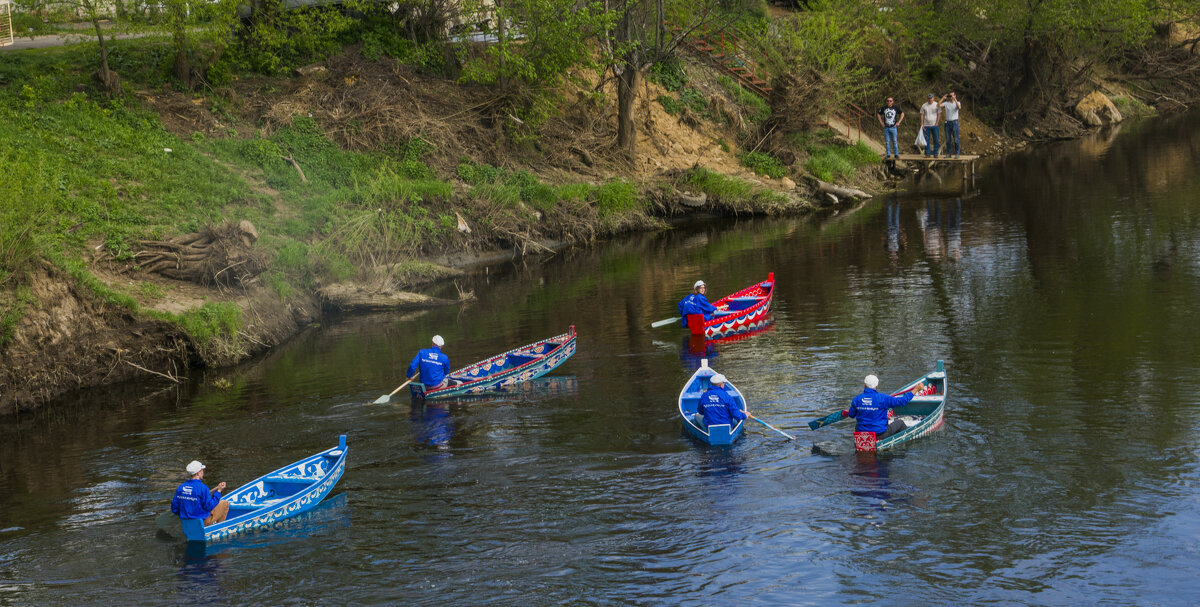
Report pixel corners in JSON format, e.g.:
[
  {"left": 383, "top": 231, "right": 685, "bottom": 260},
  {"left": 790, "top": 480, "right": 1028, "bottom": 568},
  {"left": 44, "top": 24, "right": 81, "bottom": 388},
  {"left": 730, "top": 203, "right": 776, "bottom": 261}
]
[
  {"left": 681, "top": 391, "right": 704, "bottom": 400},
  {"left": 507, "top": 354, "right": 538, "bottom": 366},
  {"left": 724, "top": 296, "right": 761, "bottom": 311}
]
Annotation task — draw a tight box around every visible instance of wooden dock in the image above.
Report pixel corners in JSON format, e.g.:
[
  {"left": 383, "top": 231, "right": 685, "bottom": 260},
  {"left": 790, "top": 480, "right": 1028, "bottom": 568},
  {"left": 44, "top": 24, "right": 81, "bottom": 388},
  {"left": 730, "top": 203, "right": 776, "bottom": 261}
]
[{"left": 885, "top": 153, "right": 980, "bottom": 185}]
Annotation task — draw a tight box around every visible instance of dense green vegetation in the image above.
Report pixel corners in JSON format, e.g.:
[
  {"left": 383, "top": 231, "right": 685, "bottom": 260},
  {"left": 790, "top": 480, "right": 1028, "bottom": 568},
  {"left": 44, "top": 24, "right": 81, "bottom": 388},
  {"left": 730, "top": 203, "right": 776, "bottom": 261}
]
[{"left": 4, "top": 0, "right": 1198, "bottom": 365}]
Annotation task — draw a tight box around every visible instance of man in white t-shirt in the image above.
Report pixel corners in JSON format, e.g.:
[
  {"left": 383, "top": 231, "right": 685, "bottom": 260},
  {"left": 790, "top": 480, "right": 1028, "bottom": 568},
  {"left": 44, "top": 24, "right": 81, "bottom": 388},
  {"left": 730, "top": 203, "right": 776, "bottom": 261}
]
[
  {"left": 940, "top": 91, "right": 962, "bottom": 157},
  {"left": 919, "top": 93, "right": 941, "bottom": 157}
]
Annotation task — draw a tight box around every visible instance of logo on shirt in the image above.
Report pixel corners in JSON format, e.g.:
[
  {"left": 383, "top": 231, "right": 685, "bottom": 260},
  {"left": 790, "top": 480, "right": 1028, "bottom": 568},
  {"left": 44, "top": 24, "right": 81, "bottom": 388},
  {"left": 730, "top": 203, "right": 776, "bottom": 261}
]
[{"left": 182, "top": 486, "right": 193, "bottom": 495}]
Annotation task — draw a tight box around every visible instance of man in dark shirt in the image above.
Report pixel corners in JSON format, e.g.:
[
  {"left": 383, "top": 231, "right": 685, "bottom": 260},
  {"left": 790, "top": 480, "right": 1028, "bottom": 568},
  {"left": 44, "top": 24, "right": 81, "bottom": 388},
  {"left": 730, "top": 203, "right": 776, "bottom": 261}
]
[{"left": 877, "top": 97, "right": 905, "bottom": 159}]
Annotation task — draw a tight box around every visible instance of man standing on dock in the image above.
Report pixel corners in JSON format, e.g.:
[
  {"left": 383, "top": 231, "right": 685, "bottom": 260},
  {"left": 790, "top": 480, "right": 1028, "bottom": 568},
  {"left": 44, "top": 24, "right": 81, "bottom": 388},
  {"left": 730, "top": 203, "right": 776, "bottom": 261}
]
[
  {"left": 941, "top": 91, "right": 962, "bottom": 157},
  {"left": 877, "top": 96, "right": 904, "bottom": 159},
  {"left": 920, "top": 94, "right": 941, "bottom": 157}
]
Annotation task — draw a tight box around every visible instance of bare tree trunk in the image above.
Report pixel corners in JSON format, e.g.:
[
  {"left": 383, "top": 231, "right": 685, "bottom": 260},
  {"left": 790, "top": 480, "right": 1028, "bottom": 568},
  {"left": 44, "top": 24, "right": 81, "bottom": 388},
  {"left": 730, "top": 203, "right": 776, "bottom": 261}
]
[
  {"left": 81, "top": 0, "right": 121, "bottom": 96},
  {"left": 615, "top": 6, "right": 638, "bottom": 158},
  {"left": 169, "top": 0, "right": 189, "bottom": 85}
]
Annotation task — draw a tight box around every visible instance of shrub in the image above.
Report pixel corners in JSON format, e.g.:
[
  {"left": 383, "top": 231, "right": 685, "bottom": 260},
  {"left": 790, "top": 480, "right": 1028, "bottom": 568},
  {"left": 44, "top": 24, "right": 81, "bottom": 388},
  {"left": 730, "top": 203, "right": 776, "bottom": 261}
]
[{"left": 741, "top": 151, "right": 788, "bottom": 178}]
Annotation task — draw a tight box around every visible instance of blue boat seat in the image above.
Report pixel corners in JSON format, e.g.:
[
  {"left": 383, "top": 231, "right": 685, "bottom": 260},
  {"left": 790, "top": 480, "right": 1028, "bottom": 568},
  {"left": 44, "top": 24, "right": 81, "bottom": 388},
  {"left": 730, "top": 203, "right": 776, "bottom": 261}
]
[
  {"left": 506, "top": 354, "right": 538, "bottom": 366},
  {"left": 681, "top": 391, "right": 704, "bottom": 401},
  {"left": 724, "top": 296, "right": 762, "bottom": 311}
]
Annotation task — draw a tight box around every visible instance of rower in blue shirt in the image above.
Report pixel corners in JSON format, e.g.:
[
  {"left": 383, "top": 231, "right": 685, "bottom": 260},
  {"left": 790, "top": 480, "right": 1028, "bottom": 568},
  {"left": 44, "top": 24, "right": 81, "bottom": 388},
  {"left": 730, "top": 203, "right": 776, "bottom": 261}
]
[
  {"left": 841, "top": 374, "right": 926, "bottom": 440},
  {"left": 408, "top": 335, "right": 451, "bottom": 391},
  {"left": 692, "top": 373, "right": 747, "bottom": 428},
  {"left": 171, "top": 460, "right": 229, "bottom": 526},
  {"left": 677, "top": 280, "right": 721, "bottom": 328}
]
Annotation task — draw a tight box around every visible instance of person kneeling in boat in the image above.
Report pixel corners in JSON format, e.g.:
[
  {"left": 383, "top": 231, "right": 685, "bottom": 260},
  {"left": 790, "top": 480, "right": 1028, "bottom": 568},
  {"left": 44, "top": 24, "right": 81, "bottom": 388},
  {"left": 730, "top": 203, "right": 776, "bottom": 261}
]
[
  {"left": 692, "top": 374, "right": 747, "bottom": 429},
  {"left": 841, "top": 374, "right": 926, "bottom": 440},
  {"left": 171, "top": 460, "right": 229, "bottom": 526},
  {"left": 408, "top": 335, "right": 451, "bottom": 391},
  {"left": 677, "top": 280, "right": 724, "bottom": 327}
]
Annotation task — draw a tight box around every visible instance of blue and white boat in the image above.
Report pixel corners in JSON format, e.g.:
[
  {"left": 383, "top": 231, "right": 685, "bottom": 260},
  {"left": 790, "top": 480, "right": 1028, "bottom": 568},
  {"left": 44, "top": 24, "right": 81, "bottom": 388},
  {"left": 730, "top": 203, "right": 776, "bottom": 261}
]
[
  {"left": 677, "top": 359, "right": 747, "bottom": 445},
  {"left": 413, "top": 327, "right": 577, "bottom": 400},
  {"left": 179, "top": 435, "right": 348, "bottom": 542}
]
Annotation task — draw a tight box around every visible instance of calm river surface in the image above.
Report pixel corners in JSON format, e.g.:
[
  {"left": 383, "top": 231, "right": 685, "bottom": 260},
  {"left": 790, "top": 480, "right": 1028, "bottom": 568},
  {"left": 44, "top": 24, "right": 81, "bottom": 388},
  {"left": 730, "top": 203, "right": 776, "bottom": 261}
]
[{"left": 3, "top": 114, "right": 1200, "bottom": 606}]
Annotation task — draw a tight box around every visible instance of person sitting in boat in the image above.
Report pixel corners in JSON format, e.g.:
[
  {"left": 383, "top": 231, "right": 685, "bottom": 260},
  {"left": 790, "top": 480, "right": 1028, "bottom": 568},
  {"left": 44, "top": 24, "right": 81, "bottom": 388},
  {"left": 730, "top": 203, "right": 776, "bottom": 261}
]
[
  {"left": 841, "top": 374, "right": 926, "bottom": 440},
  {"left": 677, "top": 280, "right": 724, "bottom": 327},
  {"left": 171, "top": 460, "right": 229, "bottom": 526},
  {"left": 692, "top": 374, "right": 747, "bottom": 429},
  {"left": 408, "top": 335, "right": 451, "bottom": 390}
]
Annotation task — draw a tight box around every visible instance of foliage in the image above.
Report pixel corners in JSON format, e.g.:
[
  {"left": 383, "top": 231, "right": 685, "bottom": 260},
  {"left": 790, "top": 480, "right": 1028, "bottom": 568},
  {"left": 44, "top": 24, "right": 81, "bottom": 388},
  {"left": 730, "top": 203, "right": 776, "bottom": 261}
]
[
  {"left": 648, "top": 57, "right": 688, "bottom": 92},
  {"left": 716, "top": 75, "right": 769, "bottom": 123},
  {"left": 457, "top": 0, "right": 615, "bottom": 88},
  {"left": 683, "top": 167, "right": 788, "bottom": 207},
  {"left": 740, "top": 150, "right": 787, "bottom": 178},
  {"left": 175, "top": 301, "right": 242, "bottom": 344},
  {"left": 804, "top": 140, "right": 877, "bottom": 182},
  {"left": 754, "top": 0, "right": 872, "bottom": 118},
  {"left": 595, "top": 180, "right": 640, "bottom": 216},
  {"left": 232, "top": 3, "right": 357, "bottom": 75}
]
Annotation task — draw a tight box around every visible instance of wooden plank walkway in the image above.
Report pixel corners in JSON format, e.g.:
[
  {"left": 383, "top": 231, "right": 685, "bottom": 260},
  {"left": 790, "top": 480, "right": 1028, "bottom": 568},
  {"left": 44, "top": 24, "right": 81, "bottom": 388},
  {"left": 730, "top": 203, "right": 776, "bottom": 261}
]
[{"left": 884, "top": 154, "right": 981, "bottom": 188}]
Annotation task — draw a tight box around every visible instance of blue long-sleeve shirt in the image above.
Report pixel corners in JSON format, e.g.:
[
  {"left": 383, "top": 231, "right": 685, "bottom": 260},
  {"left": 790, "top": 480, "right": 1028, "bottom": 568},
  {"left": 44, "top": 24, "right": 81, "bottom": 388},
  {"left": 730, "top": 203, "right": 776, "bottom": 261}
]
[
  {"left": 847, "top": 388, "right": 914, "bottom": 433},
  {"left": 408, "top": 346, "right": 451, "bottom": 387},
  {"left": 678, "top": 293, "right": 718, "bottom": 327},
  {"left": 697, "top": 385, "right": 745, "bottom": 427},
  {"left": 171, "top": 479, "right": 222, "bottom": 520}
]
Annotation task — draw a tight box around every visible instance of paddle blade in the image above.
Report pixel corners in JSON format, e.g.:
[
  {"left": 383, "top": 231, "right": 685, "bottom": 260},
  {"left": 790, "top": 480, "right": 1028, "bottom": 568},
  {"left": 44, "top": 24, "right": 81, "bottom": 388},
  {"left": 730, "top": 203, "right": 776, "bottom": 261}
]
[
  {"left": 808, "top": 410, "right": 845, "bottom": 430},
  {"left": 373, "top": 394, "right": 392, "bottom": 404},
  {"left": 651, "top": 317, "right": 681, "bottom": 328}
]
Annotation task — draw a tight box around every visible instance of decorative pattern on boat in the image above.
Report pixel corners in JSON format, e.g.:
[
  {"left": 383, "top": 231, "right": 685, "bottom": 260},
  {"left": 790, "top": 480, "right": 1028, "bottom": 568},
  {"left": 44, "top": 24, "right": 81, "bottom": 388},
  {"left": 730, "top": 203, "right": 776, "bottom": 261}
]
[
  {"left": 701, "top": 276, "right": 775, "bottom": 340},
  {"left": 421, "top": 330, "right": 577, "bottom": 400},
  {"left": 273, "top": 460, "right": 326, "bottom": 480},
  {"left": 204, "top": 460, "right": 345, "bottom": 542}
]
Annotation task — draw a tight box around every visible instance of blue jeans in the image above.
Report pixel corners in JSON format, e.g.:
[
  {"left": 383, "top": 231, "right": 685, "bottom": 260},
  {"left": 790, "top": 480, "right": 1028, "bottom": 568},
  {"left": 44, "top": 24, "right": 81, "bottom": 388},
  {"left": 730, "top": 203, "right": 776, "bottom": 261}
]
[
  {"left": 943, "top": 120, "right": 960, "bottom": 155},
  {"left": 923, "top": 125, "right": 940, "bottom": 156},
  {"left": 883, "top": 126, "right": 898, "bottom": 157}
]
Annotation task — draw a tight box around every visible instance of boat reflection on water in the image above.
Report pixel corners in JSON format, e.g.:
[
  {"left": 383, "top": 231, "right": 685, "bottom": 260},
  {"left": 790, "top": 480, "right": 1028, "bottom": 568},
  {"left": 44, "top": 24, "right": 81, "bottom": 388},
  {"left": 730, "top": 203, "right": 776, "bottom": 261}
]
[
  {"left": 678, "top": 317, "right": 775, "bottom": 371},
  {"left": 408, "top": 376, "right": 579, "bottom": 453},
  {"left": 173, "top": 492, "right": 350, "bottom": 594},
  {"left": 679, "top": 335, "right": 717, "bottom": 371},
  {"left": 410, "top": 400, "right": 454, "bottom": 450}
]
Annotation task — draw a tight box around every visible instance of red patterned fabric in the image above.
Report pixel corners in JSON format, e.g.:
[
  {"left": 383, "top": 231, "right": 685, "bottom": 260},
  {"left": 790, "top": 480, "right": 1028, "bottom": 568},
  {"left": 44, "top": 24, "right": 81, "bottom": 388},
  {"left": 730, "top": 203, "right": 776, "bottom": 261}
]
[{"left": 854, "top": 431, "right": 877, "bottom": 452}]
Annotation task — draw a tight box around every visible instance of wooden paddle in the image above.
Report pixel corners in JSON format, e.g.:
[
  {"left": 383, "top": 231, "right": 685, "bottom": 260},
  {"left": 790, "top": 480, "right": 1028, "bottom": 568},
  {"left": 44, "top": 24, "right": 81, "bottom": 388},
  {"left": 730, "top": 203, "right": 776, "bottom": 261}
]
[
  {"left": 650, "top": 317, "right": 681, "bottom": 328},
  {"left": 747, "top": 413, "right": 795, "bottom": 440},
  {"left": 373, "top": 374, "right": 417, "bottom": 404},
  {"left": 808, "top": 410, "right": 847, "bottom": 430}
]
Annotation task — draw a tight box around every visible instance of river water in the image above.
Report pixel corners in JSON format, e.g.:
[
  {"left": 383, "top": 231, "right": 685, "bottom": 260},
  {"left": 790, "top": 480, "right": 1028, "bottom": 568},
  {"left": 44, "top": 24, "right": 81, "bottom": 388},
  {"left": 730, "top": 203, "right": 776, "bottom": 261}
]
[{"left": 2, "top": 113, "right": 1200, "bottom": 605}]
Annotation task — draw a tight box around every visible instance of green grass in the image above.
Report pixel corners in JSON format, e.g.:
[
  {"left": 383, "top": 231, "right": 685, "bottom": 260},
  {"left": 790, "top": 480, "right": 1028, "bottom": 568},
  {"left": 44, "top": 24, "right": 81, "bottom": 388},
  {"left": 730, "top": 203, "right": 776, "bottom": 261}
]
[
  {"left": 175, "top": 301, "right": 242, "bottom": 343},
  {"left": 804, "top": 140, "right": 878, "bottom": 182},
  {"left": 683, "top": 168, "right": 789, "bottom": 208},
  {"left": 717, "top": 75, "right": 770, "bottom": 123},
  {"left": 740, "top": 151, "right": 788, "bottom": 178},
  {"left": 595, "top": 180, "right": 640, "bottom": 216},
  {"left": 0, "top": 286, "right": 36, "bottom": 349}
]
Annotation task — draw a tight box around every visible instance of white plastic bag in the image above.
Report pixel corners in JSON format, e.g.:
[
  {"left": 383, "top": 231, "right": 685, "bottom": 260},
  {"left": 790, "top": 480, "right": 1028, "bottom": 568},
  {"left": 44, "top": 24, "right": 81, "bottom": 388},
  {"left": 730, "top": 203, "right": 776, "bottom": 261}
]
[{"left": 915, "top": 128, "right": 926, "bottom": 148}]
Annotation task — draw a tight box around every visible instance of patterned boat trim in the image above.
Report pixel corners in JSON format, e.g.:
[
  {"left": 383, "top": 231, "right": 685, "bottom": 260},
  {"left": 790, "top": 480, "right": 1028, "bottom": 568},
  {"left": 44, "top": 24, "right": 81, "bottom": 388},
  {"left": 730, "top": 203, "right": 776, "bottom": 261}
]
[
  {"left": 417, "top": 327, "right": 577, "bottom": 400},
  {"left": 702, "top": 274, "right": 775, "bottom": 339},
  {"left": 201, "top": 439, "right": 348, "bottom": 542}
]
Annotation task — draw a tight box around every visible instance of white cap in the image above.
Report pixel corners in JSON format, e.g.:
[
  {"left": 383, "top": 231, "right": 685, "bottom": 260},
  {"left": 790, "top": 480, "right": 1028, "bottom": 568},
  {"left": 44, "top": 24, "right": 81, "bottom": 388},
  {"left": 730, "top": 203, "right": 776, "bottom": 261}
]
[
  {"left": 864, "top": 374, "right": 879, "bottom": 389},
  {"left": 186, "top": 460, "right": 205, "bottom": 475},
  {"left": 710, "top": 373, "right": 727, "bottom": 385},
  {"left": 694, "top": 280, "right": 705, "bottom": 289},
  {"left": 432, "top": 335, "right": 445, "bottom": 347}
]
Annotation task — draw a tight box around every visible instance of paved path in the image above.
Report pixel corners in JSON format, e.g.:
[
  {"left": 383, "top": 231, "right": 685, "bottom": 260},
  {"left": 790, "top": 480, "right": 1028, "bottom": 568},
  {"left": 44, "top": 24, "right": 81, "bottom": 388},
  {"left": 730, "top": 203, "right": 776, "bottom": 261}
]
[{"left": 3, "top": 30, "right": 158, "bottom": 50}]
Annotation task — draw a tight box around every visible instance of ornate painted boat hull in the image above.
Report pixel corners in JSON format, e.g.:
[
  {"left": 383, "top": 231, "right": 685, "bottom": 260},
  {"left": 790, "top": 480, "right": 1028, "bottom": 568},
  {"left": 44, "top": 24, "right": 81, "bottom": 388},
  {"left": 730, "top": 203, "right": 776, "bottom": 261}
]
[
  {"left": 677, "top": 358, "right": 747, "bottom": 446},
  {"left": 180, "top": 435, "right": 348, "bottom": 542},
  {"left": 862, "top": 361, "right": 948, "bottom": 452},
  {"left": 413, "top": 327, "right": 577, "bottom": 400},
  {"left": 686, "top": 273, "right": 775, "bottom": 340}
]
